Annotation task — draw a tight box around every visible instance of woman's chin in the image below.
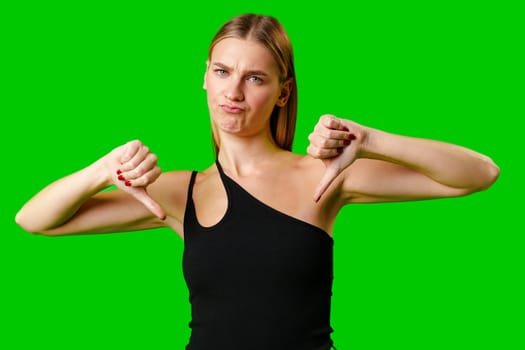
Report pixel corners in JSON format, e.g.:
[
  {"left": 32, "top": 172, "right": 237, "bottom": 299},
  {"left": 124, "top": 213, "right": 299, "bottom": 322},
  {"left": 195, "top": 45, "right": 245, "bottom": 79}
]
[{"left": 217, "top": 119, "right": 242, "bottom": 133}]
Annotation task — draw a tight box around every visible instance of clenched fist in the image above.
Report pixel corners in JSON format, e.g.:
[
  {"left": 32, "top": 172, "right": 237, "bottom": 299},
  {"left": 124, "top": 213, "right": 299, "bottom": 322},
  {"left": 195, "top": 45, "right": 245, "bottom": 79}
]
[
  {"left": 103, "top": 140, "right": 166, "bottom": 220},
  {"left": 307, "top": 115, "right": 367, "bottom": 202}
]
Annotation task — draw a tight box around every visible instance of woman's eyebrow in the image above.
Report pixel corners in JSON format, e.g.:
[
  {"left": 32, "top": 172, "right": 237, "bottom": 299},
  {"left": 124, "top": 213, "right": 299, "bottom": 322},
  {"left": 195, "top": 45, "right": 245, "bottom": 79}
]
[{"left": 212, "top": 62, "right": 269, "bottom": 76}]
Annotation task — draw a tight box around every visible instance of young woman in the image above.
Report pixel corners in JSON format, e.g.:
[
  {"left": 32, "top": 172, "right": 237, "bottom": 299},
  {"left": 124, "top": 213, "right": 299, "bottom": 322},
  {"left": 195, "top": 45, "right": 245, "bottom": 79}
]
[{"left": 16, "top": 14, "right": 499, "bottom": 350}]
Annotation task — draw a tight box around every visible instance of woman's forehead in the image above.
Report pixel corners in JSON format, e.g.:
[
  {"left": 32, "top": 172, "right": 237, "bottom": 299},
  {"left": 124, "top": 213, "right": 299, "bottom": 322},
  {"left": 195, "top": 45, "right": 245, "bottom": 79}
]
[{"left": 210, "top": 38, "right": 279, "bottom": 74}]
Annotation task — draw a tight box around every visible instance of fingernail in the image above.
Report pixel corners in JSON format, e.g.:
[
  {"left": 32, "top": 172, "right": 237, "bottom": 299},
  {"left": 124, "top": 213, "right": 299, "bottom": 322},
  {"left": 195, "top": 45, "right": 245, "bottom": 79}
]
[
  {"left": 343, "top": 140, "right": 351, "bottom": 146},
  {"left": 347, "top": 133, "right": 356, "bottom": 140},
  {"left": 116, "top": 169, "right": 122, "bottom": 175},
  {"left": 337, "top": 147, "right": 344, "bottom": 153},
  {"left": 118, "top": 175, "right": 125, "bottom": 181},
  {"left": 125, "top": 180, "right": 132, "bottom": 187}
]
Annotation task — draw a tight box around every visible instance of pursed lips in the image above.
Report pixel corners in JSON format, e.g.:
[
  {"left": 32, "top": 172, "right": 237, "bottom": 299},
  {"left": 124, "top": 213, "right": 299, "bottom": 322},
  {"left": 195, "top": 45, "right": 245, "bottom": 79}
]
[{"left": 220, "top": 104, "right": 245, "bottom": 114}]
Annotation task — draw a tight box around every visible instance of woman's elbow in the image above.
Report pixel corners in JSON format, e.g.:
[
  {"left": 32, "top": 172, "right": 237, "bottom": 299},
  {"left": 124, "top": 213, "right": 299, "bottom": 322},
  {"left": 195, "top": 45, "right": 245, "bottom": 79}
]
[
  {"left": 467, "top": 159, "right": 500, "bottom": 194},
  {"left": 454, "top": 159, "right": 500, "bottom": 196},
  {"left": 15, "top": 211, "right": 54, "bottom": 236},
  {"left": 480, "top": 159, "right": 500, "bottom": 191}
]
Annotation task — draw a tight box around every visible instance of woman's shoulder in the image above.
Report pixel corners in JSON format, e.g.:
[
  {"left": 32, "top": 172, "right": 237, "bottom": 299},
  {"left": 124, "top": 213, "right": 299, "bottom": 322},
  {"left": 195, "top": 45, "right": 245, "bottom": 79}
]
[
  {"left": 288, "top": 152, "right": 325, "bottom": 174},
  {"left": 148, "top": 170, "right": 195, "bottom": 207},
  {"left": 287, "top": 152, "right": 349, "bottom": 203},
  {"left": 146, "top": 170, "right": 201, "bottom": 230},
  {"left": 154, "top": 165, "right": 222, "bottom": 197},
  {"left": 259, "top": 152, "right": 327, "bottom": 193},
  {"left": 155, "top": 169, "right": 195, "bottom": 185}
]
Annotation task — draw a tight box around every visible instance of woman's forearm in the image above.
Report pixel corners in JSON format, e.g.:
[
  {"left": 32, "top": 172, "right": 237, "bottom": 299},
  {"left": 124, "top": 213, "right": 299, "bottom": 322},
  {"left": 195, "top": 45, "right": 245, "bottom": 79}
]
[
  {"left": 361, "top": 128, "right": 500, "bottom": 191},
  {"left": 15, "top": 159, "right": 111, "bottom": 233}
]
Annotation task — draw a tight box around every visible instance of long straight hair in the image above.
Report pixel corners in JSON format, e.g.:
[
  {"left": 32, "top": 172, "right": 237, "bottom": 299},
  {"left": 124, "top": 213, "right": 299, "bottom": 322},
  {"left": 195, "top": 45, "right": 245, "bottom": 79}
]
[{"left": 208, "top": 14, "right": 298, "bottom": 153}]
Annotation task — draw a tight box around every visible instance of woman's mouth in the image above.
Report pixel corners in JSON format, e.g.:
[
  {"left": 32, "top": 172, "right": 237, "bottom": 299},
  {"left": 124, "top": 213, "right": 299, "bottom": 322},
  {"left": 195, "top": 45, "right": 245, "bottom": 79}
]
[{"left": 220, "top": 104, "right": 244, "bottom": 114}]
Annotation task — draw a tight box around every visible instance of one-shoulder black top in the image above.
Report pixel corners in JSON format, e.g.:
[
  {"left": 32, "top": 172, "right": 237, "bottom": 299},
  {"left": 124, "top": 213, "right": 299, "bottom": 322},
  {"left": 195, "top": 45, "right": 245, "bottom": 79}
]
[{"left": 183, "top": 161, "right": 335, "bottom": 350}]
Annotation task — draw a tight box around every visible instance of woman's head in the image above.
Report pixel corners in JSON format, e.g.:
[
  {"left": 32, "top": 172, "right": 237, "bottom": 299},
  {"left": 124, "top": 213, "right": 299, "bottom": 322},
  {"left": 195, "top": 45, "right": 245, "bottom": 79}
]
[{"left": 205, "top": 14, "right": 297, "bottom": 152}]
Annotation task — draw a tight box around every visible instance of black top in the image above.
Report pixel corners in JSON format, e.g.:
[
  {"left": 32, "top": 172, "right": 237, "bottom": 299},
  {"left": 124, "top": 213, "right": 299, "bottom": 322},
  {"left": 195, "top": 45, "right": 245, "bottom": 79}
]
[{"left": 183, "top": 161, "right": 335, "bottom": 350}]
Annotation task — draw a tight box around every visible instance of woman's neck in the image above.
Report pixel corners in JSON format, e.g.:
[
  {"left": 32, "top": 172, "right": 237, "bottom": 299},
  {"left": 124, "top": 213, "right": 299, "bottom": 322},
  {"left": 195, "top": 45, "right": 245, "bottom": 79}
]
[{"left": 216, "top": 133, "right": 285, "bottom": 177}]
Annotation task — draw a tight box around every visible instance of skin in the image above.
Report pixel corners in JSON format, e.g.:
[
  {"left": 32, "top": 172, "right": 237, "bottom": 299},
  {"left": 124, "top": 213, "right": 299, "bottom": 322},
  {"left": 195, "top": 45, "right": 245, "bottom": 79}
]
[{"left": 15, "top": 37, "right": 500, "bottom": 240}]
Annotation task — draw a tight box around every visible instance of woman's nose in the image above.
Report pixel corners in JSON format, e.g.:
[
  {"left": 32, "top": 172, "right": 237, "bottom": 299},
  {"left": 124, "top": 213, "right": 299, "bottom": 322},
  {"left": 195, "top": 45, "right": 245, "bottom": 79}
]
[{"left": 224, "top": 79, "right": 244, "bottom": 101}]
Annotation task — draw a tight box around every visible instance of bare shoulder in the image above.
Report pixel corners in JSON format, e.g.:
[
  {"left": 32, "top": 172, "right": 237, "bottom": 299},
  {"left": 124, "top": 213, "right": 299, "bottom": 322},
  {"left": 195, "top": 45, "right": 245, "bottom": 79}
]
[
  {"left": 294, "top": 153, "right": 324, "bottom": 173},
  {"left": 280, "top": 153, "right": 348, "bottom": 213},
  {"left": 293, "top": 155, "right": 381, "bottom": 211},
  {"left": 294, "top": 154, "right": 346, "bottom": 199},
  {"left": 151, "top": 170, "right": 195, "bottom": 188},
  {"left": 193, "top": 163, "right": 220, "bottom": 182},
  {"left": 147, "top": 170, "right": 195, "bottom": 233},
  {"left": 282, "top": 153, "right": 346, "bottom": 234}
]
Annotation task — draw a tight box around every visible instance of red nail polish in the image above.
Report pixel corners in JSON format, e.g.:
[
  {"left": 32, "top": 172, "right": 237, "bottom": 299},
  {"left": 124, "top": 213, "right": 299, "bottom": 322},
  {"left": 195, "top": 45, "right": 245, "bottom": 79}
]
[
  {"left": 125, "top": 180, "right": 132, "bottom": 187},
  {"left": 348, "top": 134, "right": 357, "bottom": 140},
  {"left": 116, "top": 169, "right": 122, "bottom": 175},
  {"left": 343, "top": 140, "right": 351, "bottom": 145},
  {"left": 118, "top": 175, "right": 125, "bottom": 181}
]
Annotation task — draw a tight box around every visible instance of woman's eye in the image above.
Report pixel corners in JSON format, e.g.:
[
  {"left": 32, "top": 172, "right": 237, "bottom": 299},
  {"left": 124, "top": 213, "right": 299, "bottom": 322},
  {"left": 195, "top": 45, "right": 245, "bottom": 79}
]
[
  {"left": 248, "top": 75, "right": 263, "bottom": 83},
  {"left": 215, "top": 69, "right": 227, "bottom": 76}
]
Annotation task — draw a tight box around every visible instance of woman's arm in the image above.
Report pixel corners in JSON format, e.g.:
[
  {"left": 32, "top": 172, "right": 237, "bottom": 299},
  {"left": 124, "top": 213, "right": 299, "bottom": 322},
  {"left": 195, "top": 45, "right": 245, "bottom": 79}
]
[
  {"left": 307, "top": 115, "right": 500, "bottom": 203},
  {"left": 15, "top": 140, "right": 169, "bottom": 236}
]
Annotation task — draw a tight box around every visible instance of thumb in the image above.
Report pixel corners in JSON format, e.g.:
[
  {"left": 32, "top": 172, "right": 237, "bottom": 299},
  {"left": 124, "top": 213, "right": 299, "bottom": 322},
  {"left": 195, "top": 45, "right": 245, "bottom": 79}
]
[
  {"left": 313, "top": 166, "right": 340, "bottom": 202},
  {"left": 131, "top": 188, "right": 166, "bottom": 220}
]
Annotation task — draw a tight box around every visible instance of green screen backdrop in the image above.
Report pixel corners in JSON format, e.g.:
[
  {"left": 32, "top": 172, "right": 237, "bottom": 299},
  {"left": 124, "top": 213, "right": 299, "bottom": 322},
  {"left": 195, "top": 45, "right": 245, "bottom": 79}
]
[{"left": 1, "top": 1, "right": 523, "bottom": 349}]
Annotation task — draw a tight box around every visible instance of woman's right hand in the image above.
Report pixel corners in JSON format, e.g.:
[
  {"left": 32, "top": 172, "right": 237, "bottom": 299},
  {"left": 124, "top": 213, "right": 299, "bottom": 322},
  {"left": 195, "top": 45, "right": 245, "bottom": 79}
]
[{"left": 103, "top": 140, "right": 166, "bottom": 220}]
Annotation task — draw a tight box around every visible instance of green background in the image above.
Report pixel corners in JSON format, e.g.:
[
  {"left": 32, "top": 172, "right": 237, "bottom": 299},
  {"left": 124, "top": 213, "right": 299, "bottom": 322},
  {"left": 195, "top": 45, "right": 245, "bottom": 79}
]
[{"left": 1, "top": 0, "right": 523, "bottom": 349}]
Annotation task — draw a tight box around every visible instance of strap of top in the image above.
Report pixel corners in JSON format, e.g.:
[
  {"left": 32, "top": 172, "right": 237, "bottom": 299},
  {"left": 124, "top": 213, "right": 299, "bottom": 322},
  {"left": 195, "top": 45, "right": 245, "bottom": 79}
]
[
  {"left": 185, "top": 171, "right": 198, "bottom": 214},
  {"left": 188, "top": 170, "right": 198, "bottom": 196},
  {"left": 215, "top": 159, "right": 230, "bottom": 188},
  {"left": 215, "top": 159, "right": 225, "bottom": 175},
  {"left": 183, "top": 170, "right": 199, "bottom": 236}
]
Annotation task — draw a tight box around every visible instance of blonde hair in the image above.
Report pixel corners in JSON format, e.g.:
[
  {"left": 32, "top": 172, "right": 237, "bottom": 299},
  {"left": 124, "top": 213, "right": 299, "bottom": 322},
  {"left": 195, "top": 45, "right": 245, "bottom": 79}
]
[{"left": 208, "top": 14, "right": 298, "bottom": 153}]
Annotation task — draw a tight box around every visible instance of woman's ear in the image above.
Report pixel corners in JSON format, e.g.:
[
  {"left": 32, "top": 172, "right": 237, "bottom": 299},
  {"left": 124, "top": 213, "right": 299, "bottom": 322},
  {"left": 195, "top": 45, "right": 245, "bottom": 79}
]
[
  {"left": 276, "top": 78, "right": 293, "bottom": 107},
  {"left": 203, "top": 60, "right": 209, "bottom": 90}
]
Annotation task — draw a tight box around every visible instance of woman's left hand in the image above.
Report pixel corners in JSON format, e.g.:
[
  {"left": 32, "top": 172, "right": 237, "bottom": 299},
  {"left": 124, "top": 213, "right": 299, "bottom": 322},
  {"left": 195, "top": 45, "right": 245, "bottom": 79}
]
[{"left": 307, "top": 115, "right": 367, "bottom": 202}]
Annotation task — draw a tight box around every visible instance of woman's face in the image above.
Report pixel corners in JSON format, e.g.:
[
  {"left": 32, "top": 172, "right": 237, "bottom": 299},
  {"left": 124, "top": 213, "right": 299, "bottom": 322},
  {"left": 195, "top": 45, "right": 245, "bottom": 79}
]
[{"left": 205, "top": 38, "right": 286, "bottom": 138}]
